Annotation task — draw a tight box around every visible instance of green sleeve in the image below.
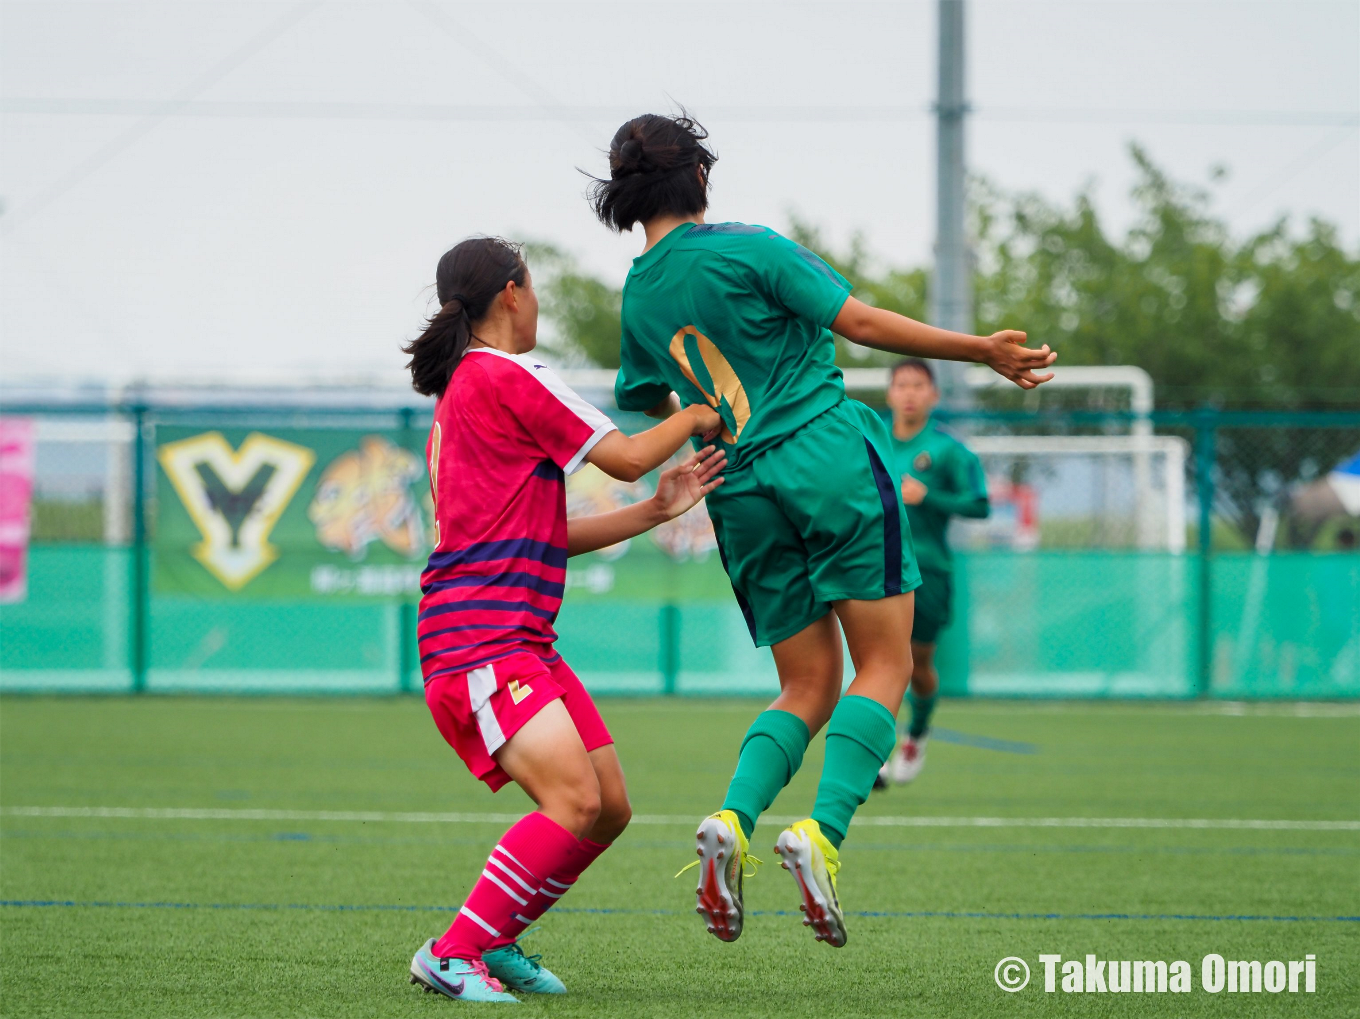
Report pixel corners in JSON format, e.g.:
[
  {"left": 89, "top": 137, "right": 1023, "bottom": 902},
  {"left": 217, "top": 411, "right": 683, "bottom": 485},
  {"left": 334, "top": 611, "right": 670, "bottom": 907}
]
[
  {"left": 921, "top": 444, "right": 989, "bottom": 519},
  {"left": 728, "top": 228, "right": 852, "bottom": 328},
  {"left": 614, "top": 318, "right": 673, "bottom": 413}
]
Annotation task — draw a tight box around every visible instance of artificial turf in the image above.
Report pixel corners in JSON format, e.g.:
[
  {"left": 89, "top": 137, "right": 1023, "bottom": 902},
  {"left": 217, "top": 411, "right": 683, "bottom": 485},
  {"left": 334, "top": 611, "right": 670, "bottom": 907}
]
[{"left": 1, "top": 695, "right": 1357, "bottom": 1017}]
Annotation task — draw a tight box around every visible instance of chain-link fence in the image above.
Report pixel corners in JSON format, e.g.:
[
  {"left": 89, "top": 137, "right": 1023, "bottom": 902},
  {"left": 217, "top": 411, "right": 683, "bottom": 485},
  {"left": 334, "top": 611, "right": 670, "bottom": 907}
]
[{"left": 1, "top": 398, "right": 1356, "bottom": 698}]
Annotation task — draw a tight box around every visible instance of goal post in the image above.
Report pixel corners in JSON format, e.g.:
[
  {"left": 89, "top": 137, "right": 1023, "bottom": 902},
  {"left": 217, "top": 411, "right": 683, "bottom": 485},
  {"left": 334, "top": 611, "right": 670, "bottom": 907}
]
[{"left": 959, "top": 434, "right": 1189, "bottom": 553}]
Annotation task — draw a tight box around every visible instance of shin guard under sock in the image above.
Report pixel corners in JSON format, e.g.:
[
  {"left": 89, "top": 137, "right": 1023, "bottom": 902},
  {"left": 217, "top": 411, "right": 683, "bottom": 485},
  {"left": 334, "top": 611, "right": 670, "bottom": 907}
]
[
  {"left": 721, "top": 709, "right": 811, "bottom": 839},
  {"left": 486, "top": 837, "right": 612, "bottom": 949},
  {"left": 811, "top": 696, "right": 898, "bottom": 848},
  {"left": 433, "top": 812, "right": 580, "bottom": 959}
]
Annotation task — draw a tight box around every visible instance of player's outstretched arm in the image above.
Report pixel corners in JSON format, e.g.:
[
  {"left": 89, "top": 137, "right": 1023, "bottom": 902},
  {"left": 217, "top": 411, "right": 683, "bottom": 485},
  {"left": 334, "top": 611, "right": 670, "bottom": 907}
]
[
  {"left": 586, "top": 404, "right": 722, "bottom": 482},
  {"left": 567, "top": 446, "right": 726, "bottom": 557},
  {"left": 831, "top": 297, "right": 1057, "bottom": 390}
]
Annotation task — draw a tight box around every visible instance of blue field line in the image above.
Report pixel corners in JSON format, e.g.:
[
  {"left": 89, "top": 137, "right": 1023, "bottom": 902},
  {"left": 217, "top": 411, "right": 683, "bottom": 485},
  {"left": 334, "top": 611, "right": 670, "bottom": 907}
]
[
  {"left": 4, "top": 827, "right": 1358, "bottom": 858},
  {"left": 2, "top": 900, "right": 1355, "bottom": 924},
  {"left": 929, "top": 728, "right": 1038, "bottom": 754}
]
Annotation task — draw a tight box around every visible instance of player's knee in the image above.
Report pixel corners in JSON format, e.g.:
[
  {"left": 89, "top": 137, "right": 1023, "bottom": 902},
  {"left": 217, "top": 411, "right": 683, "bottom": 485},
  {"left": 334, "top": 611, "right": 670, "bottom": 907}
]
[
  {"left": 799, "top": 681, "right": 841, "bottom": 732},
  {"left": 573, "top": 786, "right": 603, "bottom": 833},
  {"left": 913, "top": 675, "right": 938, "bottom": 700},
  {"left": 544, "top": 773, "right": 602, "bottom": 837},
  {"left": 595, "top": 792, "right": 632, "bottom": 842},
  {"left": 912, "top": 662, "right": 936, "bottom": 694}
]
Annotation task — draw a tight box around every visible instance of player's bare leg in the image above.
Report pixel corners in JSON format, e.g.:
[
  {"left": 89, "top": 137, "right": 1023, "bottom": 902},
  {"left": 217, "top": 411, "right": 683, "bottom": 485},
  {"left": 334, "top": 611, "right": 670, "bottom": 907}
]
[
  {"left": 775, "top": 594, "right": 915, "bottom": 946},
  {"left": 583, "top": 743, "right": 632, "bottom": 844},
  {"left": 688, "top": 613, "right": 842, "bottom": 941},
  {"left": 768, "top": 611, "right": 845, "bottom": 735},
  {"left": 889, "top": 640, "right": 937, "bottom": 783}
]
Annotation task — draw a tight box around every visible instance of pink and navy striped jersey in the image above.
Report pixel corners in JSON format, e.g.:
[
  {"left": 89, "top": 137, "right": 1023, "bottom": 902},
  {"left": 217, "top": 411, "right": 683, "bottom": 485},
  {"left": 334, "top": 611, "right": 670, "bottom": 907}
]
[{"left": 418, "top": 348, "right": 616, "bottom": 683}]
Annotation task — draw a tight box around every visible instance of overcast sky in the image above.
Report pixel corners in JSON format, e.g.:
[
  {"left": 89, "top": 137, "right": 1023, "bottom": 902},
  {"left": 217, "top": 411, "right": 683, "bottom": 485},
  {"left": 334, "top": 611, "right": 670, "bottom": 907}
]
[{"left": 2, "top": 0, "right": 1357, "bottom": 388}]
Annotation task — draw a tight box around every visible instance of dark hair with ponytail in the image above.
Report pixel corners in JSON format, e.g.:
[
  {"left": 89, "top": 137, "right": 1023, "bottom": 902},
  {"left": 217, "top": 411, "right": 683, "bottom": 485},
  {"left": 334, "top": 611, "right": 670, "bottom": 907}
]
[
  {"left": 587, "top": 113, "right": 717, "bottom": 233},
  {"left": 404, "top": 236, "right": 528, "bottom": 397}
]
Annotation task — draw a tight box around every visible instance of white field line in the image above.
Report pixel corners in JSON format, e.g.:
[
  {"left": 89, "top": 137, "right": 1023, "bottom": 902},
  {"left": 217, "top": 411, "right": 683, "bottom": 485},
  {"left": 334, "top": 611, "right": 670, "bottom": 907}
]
[{"left": 2, "top": 806, "right": 1357, "bottom": 832}]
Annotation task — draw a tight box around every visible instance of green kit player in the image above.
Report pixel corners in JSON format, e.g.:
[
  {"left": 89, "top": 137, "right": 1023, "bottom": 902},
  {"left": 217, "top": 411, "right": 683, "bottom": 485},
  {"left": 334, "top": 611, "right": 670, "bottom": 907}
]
[
  {"left": 587, "top": 113, "right": 1055, "bottom": 947},
  {"left": 878, "top": 359, "right": 989, "bottom": 787}
]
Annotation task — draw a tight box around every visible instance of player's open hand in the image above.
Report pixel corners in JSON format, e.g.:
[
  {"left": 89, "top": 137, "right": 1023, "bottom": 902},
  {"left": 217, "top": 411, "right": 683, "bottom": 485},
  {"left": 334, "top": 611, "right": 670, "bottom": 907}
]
[
  {"left": 982, "top": 330, "right": 1056, "bottom": 389},
  {"left": 652, "top": 446, "right": 726, "bottom": 520}
]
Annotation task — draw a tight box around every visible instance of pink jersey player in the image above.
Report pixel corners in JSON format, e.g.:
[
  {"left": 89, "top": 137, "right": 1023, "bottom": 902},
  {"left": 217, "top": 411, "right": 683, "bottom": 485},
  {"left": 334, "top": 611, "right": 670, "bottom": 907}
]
[{"left": 401, "top": 236, "right": 724, "bottom": 1003}]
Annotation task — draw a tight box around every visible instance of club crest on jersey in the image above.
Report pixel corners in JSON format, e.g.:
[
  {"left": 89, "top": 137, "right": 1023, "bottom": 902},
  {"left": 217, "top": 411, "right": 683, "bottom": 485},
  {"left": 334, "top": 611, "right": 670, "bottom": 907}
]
[
  {"left": 913, "top": 451, "right": 933, "bottom": 473},
  {"left": 508, "top": 679, "right": 534, "bottom": 705},
  {"left": 159, "top": 432, "right": 315, "bottom": 591}
]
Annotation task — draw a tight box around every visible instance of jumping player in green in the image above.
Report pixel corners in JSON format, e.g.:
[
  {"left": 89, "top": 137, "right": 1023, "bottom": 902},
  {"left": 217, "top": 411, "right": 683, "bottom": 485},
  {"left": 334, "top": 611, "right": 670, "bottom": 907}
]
[
  {"left": 587, "top": 113, "right": 1055, "bottom": 947},
  {"left": 877, "top": 359, "right": 989, "bottom": 787}
]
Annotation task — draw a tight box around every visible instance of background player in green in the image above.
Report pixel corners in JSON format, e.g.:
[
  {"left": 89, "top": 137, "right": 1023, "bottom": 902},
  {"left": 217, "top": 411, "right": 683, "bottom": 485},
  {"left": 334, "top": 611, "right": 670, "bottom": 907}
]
[
  {"left": 587, "top": 112, "right": 1055, "bottom": 947},
  {"left": 877, "top": 359, "right": 989, "bottom": 787}
]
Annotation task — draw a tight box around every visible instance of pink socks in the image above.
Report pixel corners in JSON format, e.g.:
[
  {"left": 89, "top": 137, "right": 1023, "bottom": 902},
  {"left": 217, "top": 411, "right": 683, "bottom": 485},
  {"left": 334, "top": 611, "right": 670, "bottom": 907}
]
[
  {"left": 433, "top": 813, "right": 611, "bottom": 960},
  {"left": 485, "top": 836, "right": 611, "bottom": 950}
]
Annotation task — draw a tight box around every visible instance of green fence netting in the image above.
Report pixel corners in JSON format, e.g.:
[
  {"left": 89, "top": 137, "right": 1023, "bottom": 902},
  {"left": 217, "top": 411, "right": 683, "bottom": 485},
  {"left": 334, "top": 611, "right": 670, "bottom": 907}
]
[
  {"left": 3, "top": 546, "right": 1355, "bottom": 699},
  {"left": 0, "top": 403, "right": 1356, "bottom": 698}
]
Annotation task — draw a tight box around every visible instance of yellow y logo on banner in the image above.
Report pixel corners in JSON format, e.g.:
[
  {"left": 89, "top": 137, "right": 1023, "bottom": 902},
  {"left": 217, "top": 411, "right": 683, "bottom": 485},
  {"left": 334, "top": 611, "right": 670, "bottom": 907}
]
[{"left": 158, "top": 432, "right": 315, "bottom": 590}]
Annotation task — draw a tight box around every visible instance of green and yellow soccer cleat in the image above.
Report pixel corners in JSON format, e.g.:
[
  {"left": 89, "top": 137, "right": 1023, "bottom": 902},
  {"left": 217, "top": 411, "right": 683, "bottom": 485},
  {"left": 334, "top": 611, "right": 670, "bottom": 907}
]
[
  {"left": 678, "top": 809, "right": 760, "bottom": 942},
  {"left": 773, "top": 819, "right": 847, "bottom": 947}
]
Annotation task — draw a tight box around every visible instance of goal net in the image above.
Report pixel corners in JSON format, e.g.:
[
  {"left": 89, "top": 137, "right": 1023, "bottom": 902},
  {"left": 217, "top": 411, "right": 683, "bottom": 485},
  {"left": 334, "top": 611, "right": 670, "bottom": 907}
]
[{"left": 950, "top": 433, "right": 1190, "bottom": 553}]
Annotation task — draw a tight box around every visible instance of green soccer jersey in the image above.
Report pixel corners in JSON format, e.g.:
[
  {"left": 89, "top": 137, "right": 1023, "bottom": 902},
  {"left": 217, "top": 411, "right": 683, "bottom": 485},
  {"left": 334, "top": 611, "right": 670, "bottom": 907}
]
[
  {"left": 615, "top": 222, "right": 853, "bottom": 471},
  {"left": 889, "top": 420, "right": 989, "bottom": 573}
]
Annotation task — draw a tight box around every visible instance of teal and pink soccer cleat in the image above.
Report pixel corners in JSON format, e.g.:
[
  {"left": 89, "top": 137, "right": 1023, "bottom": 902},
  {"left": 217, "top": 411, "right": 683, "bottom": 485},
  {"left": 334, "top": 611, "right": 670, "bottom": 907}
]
[
  {"left": 483, "top": 942, "right": 567, "bottom": 994},
  {"left": 409, "top": 939, "right": 519, "bottom": 1003}
]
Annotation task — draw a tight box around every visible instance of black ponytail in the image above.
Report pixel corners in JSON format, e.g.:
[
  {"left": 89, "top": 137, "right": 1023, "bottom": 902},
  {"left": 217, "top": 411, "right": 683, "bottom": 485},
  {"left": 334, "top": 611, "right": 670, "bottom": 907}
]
[
  {"left": 404, "top": 236, "right": 528, "bottom": 398},
  {"left": 587, "top": 112, "right": 717, "bottom": 233}
]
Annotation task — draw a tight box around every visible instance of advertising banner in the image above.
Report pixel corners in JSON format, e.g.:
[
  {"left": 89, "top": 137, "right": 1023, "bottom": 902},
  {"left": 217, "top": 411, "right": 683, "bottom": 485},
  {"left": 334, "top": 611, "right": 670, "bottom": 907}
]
[
  {"left": 155, "top": 426, "right": 430, "bottom": 599},
  {"left": 154, "top": 424, "right": 731, "bottom": 602},
  {"left": 0, "top": 418, "right": 36, "bottom": 603}
]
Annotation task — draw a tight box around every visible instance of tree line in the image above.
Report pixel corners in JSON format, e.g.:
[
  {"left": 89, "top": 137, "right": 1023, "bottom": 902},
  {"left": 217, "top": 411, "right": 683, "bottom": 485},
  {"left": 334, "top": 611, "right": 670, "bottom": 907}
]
[{"left": 532, "top": 146, "right": 1360, "bottom": 412}]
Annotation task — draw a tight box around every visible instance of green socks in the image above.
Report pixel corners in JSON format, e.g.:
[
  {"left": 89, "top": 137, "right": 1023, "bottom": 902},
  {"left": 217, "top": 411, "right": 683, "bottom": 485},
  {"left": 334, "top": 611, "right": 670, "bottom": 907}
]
[
  {"left": 811, "top": 696, "right": 898, "bottom": 849},
  {"left": 907, "top": 690, "right": 937, "bottom": 740},
  {"left": 722, "top": 699, "right": 901, "bottom": 848},
  {"left": 721, "top": 710, "right": 811, "bottom": 839}
]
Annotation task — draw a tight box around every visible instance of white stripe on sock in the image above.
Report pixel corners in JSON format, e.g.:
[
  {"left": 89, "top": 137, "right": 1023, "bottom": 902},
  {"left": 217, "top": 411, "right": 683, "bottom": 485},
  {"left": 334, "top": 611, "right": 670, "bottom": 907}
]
[
  {"left": 494, "top": 844, "right": 533, "bottom": 874},
  {"left": 512, "top": 913, "right": 532, "bottom": 925},
  {"left": 459, "top": 907, "right": 500, "bottom": 937},
  {"left": 538, "top": 887, "right": 564, "bottom": 899},
  {"left": 487, "top": 853, "right": 538, "bottom": 895},
  {"left": 480, "top": 869, "right": 528, "bottom": 907},
  {"left": 543, "top": 877, "right": 572, "bottom": 891}
]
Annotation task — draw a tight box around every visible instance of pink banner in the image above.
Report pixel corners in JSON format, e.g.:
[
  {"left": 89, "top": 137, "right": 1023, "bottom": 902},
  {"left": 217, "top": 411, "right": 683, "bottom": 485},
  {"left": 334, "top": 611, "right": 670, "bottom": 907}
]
[{"left": 0, "top": 418, "right": 36, "bottom": 603}]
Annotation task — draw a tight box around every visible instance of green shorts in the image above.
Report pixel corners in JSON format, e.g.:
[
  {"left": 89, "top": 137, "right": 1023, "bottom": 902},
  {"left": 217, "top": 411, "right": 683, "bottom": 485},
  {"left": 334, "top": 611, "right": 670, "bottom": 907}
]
[
  {"left": 910, "top": 568, "right": 953, "bottom": 645},
  {"left": 705, "top": 399, "right": 922, "bottom": 647}
]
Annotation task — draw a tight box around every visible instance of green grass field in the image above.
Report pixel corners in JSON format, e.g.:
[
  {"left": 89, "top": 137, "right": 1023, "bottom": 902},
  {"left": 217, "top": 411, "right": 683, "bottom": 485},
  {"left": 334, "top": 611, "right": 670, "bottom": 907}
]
[{"left": 2, "top": 695, "right": 1357, "bottom": 1017}]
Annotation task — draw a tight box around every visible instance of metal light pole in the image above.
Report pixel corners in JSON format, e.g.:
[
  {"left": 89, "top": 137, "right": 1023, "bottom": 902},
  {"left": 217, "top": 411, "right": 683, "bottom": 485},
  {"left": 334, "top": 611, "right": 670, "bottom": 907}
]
[{"left": 932, "top": 0, "right": 972, "bottom": 407}]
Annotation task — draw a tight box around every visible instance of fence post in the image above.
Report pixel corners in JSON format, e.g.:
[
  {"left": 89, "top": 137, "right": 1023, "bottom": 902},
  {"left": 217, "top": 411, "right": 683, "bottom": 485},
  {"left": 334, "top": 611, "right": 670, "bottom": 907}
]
[
  {"left": 659, "top": 603, "right": 680, "bottom": 695},
  {"left": 399, "top": 407, "right": 417, "bottom": 694},
  {"left": 1194, "top": 406, "right": 1217, "bottom": 697},
  {"left": 130, "top": 405, "right": 149, "bottom": 693}
]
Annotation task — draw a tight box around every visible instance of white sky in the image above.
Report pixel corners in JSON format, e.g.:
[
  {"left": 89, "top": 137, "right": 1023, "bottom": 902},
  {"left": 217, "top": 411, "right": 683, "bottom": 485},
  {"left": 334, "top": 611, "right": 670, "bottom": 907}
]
[{"left": 2, "top": 0, "right": 1357, "bottom": 387}]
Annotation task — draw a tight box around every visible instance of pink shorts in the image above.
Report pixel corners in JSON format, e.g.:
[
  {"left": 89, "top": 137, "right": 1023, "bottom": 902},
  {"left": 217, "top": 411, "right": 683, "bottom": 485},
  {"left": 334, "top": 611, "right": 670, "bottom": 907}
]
[{"left": 424, "top": 647, "right": 613, "bottom": 792}]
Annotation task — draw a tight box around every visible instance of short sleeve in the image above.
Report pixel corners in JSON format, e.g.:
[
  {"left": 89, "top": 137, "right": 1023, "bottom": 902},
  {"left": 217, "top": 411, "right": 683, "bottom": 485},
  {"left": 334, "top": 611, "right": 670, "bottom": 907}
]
[
  {"left": 743, "top": 229, "right": 852, "bottom": 328},
  {"left": 614, "top": 319, "right": 674, "bottom": 413},
  {"left": 483, "top": 352, "right": 617, "bottom": 475}
]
